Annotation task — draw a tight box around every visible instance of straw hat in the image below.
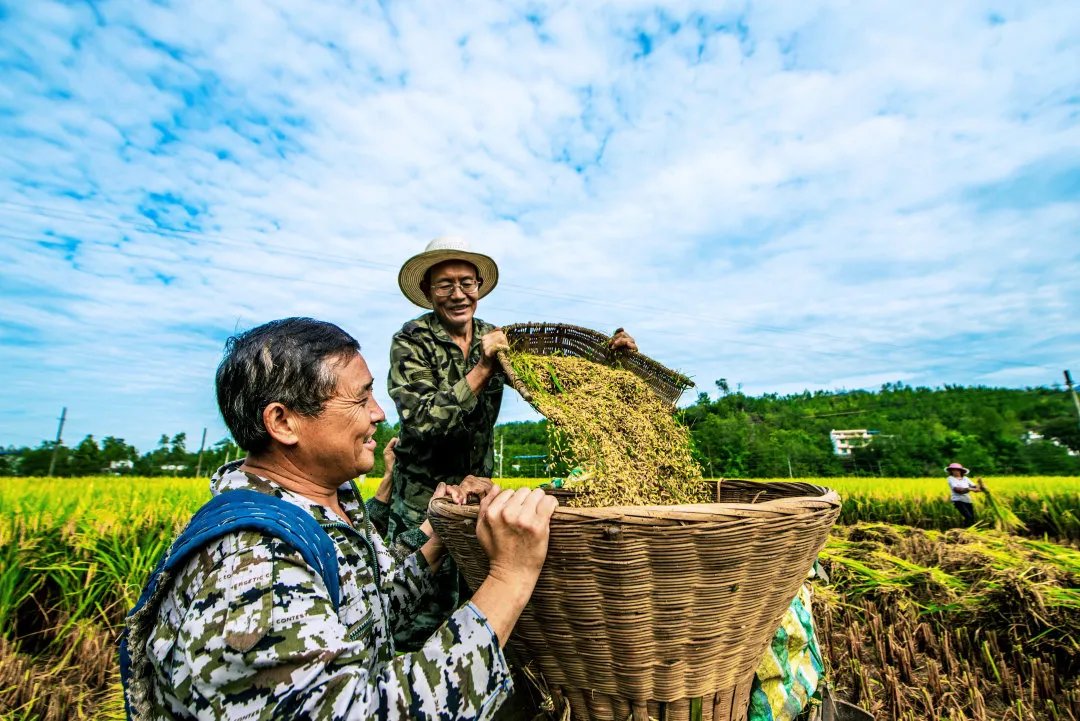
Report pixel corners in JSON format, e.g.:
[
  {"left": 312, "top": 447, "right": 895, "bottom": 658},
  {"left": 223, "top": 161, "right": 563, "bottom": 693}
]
[
  {"left": 397, "top": 236, "right": 499, "bottom": 309},
  {"left": 944, "top": 463, "right": 970, "bottom": 475}
]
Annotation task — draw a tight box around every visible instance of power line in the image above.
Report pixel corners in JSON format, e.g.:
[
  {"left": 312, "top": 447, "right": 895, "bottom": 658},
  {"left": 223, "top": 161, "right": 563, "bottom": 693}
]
[
  {"left": 0, "top": 201, "right": 1071, "bottom": 377},
  {"left": 0, "top": 199, "right": 1046, "bottom": 364},
  {"left": 3, "top": 224, "right": 1066, "bottom": 383}
]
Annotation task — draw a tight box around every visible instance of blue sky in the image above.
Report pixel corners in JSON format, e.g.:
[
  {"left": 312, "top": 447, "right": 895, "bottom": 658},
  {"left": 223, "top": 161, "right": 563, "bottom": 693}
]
[{"left": 1, "top": 1, "right": 1078, "bottom": 452}]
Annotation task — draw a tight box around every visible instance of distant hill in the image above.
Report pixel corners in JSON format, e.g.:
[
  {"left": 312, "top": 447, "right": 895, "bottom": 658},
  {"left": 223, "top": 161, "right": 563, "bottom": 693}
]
[{"left": 497, "top": 383, "right": 1080, "bottom": 478}]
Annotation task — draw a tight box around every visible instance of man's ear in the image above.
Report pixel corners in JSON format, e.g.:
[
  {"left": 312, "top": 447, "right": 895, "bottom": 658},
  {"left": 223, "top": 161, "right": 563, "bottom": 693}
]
[{"left": 262, "top": 402, "right": 300, "bottom": 447}]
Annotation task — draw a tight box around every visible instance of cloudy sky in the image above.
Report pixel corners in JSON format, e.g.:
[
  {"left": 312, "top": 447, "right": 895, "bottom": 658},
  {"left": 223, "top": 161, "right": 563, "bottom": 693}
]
[{"left": 1, "top": 1, "right": 1078, "bottom": 452}]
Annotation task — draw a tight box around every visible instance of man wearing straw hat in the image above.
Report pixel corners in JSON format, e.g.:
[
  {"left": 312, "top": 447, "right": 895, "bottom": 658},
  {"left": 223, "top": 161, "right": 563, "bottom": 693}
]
[{"left": 387, "top": 236, "right": 636, "bottom": 649}]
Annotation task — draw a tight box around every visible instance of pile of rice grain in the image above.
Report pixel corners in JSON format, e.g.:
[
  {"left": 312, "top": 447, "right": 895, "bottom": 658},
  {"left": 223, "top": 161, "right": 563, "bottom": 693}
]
[{"left": 507, "top": 352, "right": 711, "bottom": 508}]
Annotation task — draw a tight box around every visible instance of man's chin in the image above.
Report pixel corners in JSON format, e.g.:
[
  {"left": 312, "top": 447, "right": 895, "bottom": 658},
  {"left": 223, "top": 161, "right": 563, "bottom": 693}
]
[{"left": 437, "top": 308, "right": 473, "bottom": 329}]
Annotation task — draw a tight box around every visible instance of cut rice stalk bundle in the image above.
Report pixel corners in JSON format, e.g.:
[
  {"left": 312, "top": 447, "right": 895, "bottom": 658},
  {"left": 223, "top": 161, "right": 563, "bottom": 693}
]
[
  {"left": 818, "top": 524, "right": 1080, "bottom": 720},
  {"left": 979, "top": 481, "right": 1027, "bottom": 534}
]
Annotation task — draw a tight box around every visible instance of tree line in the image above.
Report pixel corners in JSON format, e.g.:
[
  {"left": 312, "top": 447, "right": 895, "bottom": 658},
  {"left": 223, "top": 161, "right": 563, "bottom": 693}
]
[
  {"left": 499, "top": 381, "right": 1080, "bottom": 478},
  {"left": 3, "top": 383, "right": 1078, "bottom": 478},
  {"left": 0, "top": 424, "right": 404, "bottom": 479}
]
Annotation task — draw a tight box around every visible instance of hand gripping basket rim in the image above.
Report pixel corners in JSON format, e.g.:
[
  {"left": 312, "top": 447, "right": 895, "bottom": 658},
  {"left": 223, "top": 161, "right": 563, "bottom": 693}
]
[
  {"left": 431, "top": 484, "right": 841, "bottom": 525},
  {"left": 427, "top": 479, "right": 842, "bottom": 721}
]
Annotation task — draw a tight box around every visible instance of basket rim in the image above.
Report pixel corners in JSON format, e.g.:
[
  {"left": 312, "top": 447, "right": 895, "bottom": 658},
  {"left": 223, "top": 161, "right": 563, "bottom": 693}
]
[
  {"left": 429, "top": 486, "right": 841, "bottom": 525},
  {"left": 501, "top": 321, "right": 694, "bottom": 394}
]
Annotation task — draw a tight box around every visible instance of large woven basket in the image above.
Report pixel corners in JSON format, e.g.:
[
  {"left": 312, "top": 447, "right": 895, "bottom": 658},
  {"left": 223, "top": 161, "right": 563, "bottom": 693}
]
[
  {"left": 436, "top": 322, "right": 840, "bottom": 719},
  {"left": 429, "top": 480, "right": 841, "bottom": 721},
  {"left": 499, "top": 322, "right": 694, "bottom": 406}
]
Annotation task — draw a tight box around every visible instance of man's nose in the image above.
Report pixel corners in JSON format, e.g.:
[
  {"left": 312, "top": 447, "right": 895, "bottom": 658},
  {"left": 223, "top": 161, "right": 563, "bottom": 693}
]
[
  {"left": 448, "top": 283, "right": 467, "bottom": 298},
  {"left": 371, "top": 397, "right": 386, "bottom": 422}
]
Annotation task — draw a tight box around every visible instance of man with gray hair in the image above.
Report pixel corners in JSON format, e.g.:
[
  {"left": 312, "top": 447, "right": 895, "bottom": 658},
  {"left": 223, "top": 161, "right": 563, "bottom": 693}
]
[{"left": 121, "top": 317, "right": 557, "bottom": 720}]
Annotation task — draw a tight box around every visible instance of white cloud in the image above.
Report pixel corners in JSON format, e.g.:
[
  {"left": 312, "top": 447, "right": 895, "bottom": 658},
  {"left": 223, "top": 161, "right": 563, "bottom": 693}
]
[{"left": 1, "top": 0, "right": 1078, "bottom": 450}]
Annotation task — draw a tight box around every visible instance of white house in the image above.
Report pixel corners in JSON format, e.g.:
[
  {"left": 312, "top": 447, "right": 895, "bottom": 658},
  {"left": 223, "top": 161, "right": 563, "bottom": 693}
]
[{"left": 830, "top": 429, "right": 879, "bottom": 456}]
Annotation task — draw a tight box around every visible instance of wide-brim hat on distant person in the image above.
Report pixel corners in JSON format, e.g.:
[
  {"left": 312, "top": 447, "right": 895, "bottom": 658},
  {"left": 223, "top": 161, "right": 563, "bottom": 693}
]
[
  {"left": 944, "top": 463, "right": 970, "bottom": 475},
  {"left": 398, "top": 236, "right": 499, "bottom": 309}
]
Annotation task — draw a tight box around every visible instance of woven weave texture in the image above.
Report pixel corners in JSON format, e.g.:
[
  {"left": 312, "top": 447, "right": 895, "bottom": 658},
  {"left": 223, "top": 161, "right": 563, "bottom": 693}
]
[
  {"left": 429, "top": 480, "right": 841, "bottom": 721},
  {"left": 500, "top": 322, "right": 694, "bottom": 406}
]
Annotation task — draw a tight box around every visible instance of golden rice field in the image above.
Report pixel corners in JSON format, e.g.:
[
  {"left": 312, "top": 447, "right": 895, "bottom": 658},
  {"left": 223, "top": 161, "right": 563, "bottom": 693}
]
[{"left": 0, "top": 475, "right": 1077, "bottom": 720}]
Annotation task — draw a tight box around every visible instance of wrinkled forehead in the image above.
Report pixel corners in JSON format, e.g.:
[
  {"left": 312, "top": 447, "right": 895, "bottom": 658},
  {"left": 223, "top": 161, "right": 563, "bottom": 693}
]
[
  {"left": 428, "top": 259, "right": 479, "bottom": 282},
  {"left": 325, "top": 349, "right": 372, "bottom": 388}
]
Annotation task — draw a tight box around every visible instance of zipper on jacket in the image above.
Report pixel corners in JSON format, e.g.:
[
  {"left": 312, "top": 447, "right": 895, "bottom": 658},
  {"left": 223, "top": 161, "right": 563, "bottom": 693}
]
[{"left": 318, "top": 517, "right": 387, "bottom": 621}]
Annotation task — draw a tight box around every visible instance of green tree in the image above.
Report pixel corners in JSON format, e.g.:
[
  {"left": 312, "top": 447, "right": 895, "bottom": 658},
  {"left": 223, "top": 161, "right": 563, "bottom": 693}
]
[
  {"left": 0, "top": 447, "right": 22, "bottom": 476},
  {"left": 368, "top": 423, "right": 399, "bottom": 478},
  {"left": 69, "top": 435, "right": 104, "bottom": 476},
  {"left": 135, "top": 433, "right": 195, "bottom": 476},
  {"left": 101, "top": 436, "right": 138, "bottom": 474},
  {"left": 17, "top": 441, "right": 68, "bottom": 476},
  {"left": 1041, "top": 416, "right": 1080, "bottom": 453}
]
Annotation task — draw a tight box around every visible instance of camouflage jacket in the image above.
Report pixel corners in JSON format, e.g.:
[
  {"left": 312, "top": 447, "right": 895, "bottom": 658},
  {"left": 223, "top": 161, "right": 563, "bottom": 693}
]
[
  {"left": 139, "top": 462, "right": 512, "bottom": 720},
  {"left": 387, "top": 312, "right": 504, "bottom": 543}
]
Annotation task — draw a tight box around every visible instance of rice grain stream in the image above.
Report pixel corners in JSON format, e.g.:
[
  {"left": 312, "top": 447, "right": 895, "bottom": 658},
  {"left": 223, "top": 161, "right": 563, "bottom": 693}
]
[{"left": 507, "top": 352, "right": 710, "bottom": 507}]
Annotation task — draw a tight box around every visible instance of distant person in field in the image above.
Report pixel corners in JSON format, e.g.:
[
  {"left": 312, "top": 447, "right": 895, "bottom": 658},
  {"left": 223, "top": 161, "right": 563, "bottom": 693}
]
[
  {"left": 386, "top": 236, "right": 637, "bottom": 649},
  {"left": 120, "top": 317, "right": 557, "bottom": 720},
  {"left": 946, "top": 462, "right": 982, "bottom": 527}
]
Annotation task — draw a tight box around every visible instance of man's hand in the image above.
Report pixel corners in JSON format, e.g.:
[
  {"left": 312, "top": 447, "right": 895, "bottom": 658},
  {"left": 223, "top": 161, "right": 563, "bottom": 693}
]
[
  {"left": 476, "top": 486, "right": 558, "bottom": 585},
  {"left": 470, "top": 486, "right": 558, "bottom": 646},
  {"left": 373, "top": 437, "right": 398, "bottom": 504},
  {"left": 480, "top": 329, "right": 510, "bottom": 363},
  {"left": 609, "top": 327, "right": 638, "bottom": 353},
  {"left": 468, "top": 330, "right": 511, "bottom": 396},
  {"left": 459, "top": 474, "right": 493, "bottom": 500},
  {"left": 417, "top": 481, "right": 451, "bottom": 568}
]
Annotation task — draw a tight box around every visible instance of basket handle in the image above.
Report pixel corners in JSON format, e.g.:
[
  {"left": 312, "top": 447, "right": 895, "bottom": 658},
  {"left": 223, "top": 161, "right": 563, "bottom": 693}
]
[{"left": 497, "top": 350, "right": 534, "bottom": 403}]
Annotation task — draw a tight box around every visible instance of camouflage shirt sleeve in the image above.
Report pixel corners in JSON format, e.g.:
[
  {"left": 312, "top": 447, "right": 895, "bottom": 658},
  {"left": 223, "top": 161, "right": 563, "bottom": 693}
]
[
  {"left": 364, "top": 496, "right": 391, "bottom": 536},
  {"left": 363, "top": 496, "right": 432, "bottom": 563},
  {"left": 388, "top": 330, "right": 482, "bottom": 438},
  {"left": 384, "top": 546, "right": 441, "bottom": 636},
  {"left": 170, "top": 535, "right": 512, "bottom": 720}
]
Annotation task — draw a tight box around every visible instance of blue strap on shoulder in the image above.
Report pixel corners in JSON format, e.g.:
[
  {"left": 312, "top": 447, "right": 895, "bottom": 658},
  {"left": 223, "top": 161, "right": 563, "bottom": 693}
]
[
  {"left": 120, "top": 489, "right": 340, "bottom": 716},
  {"left": 132, "top": 489, "right": 340, "bottom": 612}
]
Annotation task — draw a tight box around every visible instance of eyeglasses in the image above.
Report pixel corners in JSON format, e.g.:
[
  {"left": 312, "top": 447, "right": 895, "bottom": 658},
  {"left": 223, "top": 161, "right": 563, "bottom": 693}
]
[{"left": 431, "top": 279, "right": 482, "bottom": 297}]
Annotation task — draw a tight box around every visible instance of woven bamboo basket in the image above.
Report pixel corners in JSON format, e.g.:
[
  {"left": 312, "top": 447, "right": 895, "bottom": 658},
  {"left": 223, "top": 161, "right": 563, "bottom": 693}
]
[
  {"left": 429, "top": 323, "right": 842, "bottom": 720},
  {"left": 499, "top": 322, "right": 694, "bottom": 406},
  {"left": 429, "top": 481, "right": 840, "bottom": 721}
]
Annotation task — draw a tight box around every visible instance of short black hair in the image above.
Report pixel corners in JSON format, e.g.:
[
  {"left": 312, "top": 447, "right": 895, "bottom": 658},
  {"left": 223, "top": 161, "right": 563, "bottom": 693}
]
[{"left": 215, "top": 318, "right": 360, "bottom": 452}]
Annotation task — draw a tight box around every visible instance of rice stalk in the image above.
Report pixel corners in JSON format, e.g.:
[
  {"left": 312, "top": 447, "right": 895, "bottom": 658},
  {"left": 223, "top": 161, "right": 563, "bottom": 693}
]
[
  {"left": 980, "top": 481, "right": 1027, "bottom": 534},
  {"left": 507, "top": 352, "right": 710, "bottom": 507}
]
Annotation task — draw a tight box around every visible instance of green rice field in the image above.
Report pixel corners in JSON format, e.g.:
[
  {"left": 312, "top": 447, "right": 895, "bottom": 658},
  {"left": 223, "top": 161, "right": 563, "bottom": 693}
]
[{"left": 1, "top": 475, "right": 1077, "bottom": 720}]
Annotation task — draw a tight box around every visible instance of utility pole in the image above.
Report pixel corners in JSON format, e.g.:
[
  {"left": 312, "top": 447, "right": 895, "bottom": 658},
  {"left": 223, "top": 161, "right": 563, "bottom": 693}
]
[
  {"left": 195, "top": 427, "right": 207, "bottom": 478},
  {"left": 1066, "top": 371, "right": 1080, "bottom": 431},
  {"left": 47, "top": 407, "right": 67, "bottom": 477},
  {"left": 498, "top": 432, "right": 504, "bottom": 478}
]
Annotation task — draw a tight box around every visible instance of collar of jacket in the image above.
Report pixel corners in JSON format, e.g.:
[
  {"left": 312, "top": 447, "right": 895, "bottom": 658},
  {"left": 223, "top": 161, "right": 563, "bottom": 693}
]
[
  {"left": 415, "top": 311, "right": 494, "bottom": 351},
  {"left": 209, "top": 460, "right": 364, "bottom": 525}
]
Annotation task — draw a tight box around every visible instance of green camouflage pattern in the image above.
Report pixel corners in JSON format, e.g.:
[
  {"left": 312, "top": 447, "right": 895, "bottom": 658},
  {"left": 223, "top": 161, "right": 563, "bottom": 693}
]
[
  {"left": 365, "top": 495, "right": 391, "bottom": 537},
  {"left": 128, "top": 462, "right": 512, "bottom": 720},
  {"left": 386, "top": 313, "right": 504, "bottom": 650},
  {"left": 387, "top": 312, "right": 504, "bottom": 534}
]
